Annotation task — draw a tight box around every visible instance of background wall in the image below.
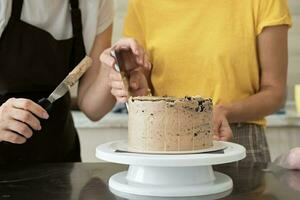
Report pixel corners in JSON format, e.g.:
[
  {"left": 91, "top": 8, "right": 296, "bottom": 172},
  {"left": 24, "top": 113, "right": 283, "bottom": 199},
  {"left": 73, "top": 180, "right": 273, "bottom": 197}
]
[
  {"left": 288, "top": 0, "right": 300, "bottom": 101},
  {"left": 112, "top": 0, "right": 128, "bottom": 43}
]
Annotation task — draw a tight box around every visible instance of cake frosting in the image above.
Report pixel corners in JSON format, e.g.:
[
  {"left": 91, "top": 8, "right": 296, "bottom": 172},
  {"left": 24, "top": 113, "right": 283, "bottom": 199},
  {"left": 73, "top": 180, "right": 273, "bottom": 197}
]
[{"left": 128, "top": 96, "right": 213, "bottom": 152}]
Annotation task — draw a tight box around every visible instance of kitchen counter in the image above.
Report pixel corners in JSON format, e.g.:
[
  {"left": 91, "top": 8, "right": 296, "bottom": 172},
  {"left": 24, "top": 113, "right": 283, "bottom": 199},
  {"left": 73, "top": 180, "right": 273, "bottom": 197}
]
[{"left": 0, "top": 162, "right": 299, "bottom": 200}]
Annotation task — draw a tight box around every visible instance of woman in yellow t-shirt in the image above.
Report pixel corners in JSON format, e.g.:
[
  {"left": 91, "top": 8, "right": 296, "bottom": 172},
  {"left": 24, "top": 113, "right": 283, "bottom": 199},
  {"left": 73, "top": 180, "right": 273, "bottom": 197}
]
[{"left": 100, "top": 0, "right": 292, "bottom": 163}]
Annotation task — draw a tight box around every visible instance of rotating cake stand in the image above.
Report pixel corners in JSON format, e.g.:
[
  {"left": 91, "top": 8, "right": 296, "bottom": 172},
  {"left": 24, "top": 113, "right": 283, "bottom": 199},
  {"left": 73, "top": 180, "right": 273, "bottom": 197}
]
[{"left": 96, "top": 140, "right": 246, "bottom": 197}]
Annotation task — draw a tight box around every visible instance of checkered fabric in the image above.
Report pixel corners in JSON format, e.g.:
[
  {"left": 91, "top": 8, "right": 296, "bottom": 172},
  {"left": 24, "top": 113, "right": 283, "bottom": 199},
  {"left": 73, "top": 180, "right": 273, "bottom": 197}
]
[{"left": 230, "top": 123, "right": 271, "bottom": 163}]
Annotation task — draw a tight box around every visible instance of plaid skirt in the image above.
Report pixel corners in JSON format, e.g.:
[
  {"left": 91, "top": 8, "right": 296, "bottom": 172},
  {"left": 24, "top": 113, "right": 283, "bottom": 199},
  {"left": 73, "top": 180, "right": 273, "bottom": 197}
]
[{"left": 230, "top": 123, "right": 271, "bottom": 163}]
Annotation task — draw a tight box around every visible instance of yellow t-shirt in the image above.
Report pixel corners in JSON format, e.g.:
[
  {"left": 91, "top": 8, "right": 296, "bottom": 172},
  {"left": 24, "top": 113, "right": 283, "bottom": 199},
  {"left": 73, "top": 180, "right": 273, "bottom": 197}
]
[{"left": 124, "top": 0, "right": 292, "bottom": 125}]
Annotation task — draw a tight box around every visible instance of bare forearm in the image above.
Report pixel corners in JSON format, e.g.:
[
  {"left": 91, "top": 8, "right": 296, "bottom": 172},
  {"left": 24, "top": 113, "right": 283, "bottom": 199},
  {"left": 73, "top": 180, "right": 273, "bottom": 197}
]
[
  {"left": 221, "top": 87, "right": 285, "bottom": 123},
  {"left": 77, "top": 25, "right": 116, "bottom": 121},
  {"left": 223, "top": 25, "right": 289, "bottom": 123},
  {"left": 78, "top": 65, "right": 116, "bottom": 121}
]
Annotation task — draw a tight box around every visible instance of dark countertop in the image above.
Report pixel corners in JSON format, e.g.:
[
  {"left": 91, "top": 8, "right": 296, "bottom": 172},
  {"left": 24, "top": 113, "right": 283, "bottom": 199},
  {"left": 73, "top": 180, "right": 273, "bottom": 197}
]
[{"left": 0, "top": 162, "right": 299, "bottom": 200}]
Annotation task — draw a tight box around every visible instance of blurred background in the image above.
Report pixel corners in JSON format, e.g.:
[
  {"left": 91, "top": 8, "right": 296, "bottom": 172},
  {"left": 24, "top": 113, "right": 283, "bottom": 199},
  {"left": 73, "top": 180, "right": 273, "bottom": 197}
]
[
  {"left": 286, "top": 0, "right": 300, "bottom": 102},
  {"left": 73, "top": 0, "right": 300, "bottom": 162}
]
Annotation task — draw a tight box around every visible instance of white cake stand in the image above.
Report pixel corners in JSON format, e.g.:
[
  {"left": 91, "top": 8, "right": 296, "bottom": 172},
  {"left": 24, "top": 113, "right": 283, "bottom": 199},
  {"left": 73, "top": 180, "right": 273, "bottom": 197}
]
[{"left": 96, "top": 140, "right": 246, "bottom": 197}]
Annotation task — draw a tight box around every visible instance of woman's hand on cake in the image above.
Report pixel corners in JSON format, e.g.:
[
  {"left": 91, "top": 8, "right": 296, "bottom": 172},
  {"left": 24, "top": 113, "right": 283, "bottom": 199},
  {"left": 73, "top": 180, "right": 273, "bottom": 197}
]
[
  {"left": 128, "top": 68, "right": 151, "bottom": 96},
  {"left": 213, "top": 105, "right": 233, "bottom": 141},
  {"left": 100, "top": 38, "right": 152, "bottom": 102},
  {"left": 100, "top": 38, "right": 151, "bottom": 73},
  {"left": 108, "top": 68, "right": 150, "bottom": 103}
]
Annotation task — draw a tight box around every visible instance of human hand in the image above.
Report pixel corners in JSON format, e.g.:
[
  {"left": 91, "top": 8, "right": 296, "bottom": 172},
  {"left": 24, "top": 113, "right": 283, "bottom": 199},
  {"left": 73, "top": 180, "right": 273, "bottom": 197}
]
[
  {"left": 279, "top": 170, "right": 300, "bottom": 192},
  {"left": 108, "top": 67, "right": 150, "bottom": 103},
  {"left": 213, "top": 105, "right": 233, "bottom": 141},
  {"left": 100, "top": 38, "right": 151, "bottom": 102},
  {"left": 274, "top": 148, "right": 300, "bottom": 170},
  {"left": 100, "top": 37, "right": 151, "bottom": 73},
  {"left": 274, "top": 148, "right": 300, "bottom": 191},
  {"left": 0, "top": 98, "right": 49, "bottom": 144}
]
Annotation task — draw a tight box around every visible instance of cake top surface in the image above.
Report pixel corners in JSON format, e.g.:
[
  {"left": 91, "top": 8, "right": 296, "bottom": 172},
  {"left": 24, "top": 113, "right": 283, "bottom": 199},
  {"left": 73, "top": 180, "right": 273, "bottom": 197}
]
[
  {"left": 129, "top": 96, "right": 211, "bottom": 102},
  {"left": 128, "top": 96, "right": 212, "bottom": 112}
]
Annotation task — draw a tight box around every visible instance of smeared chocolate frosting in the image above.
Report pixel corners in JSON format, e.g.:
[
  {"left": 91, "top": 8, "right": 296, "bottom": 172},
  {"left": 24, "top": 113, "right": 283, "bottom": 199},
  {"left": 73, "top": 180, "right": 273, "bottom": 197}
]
[{"left": 128, "top": 96, "right": 213, "bottom": 152}]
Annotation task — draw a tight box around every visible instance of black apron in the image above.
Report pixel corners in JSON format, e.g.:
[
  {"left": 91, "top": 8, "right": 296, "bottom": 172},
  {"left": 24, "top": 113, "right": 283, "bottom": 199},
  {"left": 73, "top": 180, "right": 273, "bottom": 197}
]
[{"left": 0, "top": 0, "right": 86, "bottom": 164}]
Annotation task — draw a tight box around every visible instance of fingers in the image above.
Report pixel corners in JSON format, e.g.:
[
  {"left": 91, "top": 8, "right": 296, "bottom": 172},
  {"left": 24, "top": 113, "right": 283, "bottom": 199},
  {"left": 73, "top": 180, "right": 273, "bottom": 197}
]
[
  {"left": 219, "top": 129, "right": 233, "bottom": 141},
  {"left": 129, "top": 70, "right": 149, "bottom": 95},
  {"left": 143, "top": 53, "right": 152, "bottom": 72},
  {"left": 109, "top": 70, "right": 123, "bottom": 82},
  {"left": 111, "top": 91, "right": 128, "bottom": 103},
  {"left": 108, "top": 67, "right": 129, "bottom": 102},
  {"left": 213, "top": 118, "right": 221, "bottom": 136},
  {"left": 213, "top": 115, "right": 233, "bottom": 141},
  {"left": 109, "top": 89, "right": 128, "bottom": 102},
  {"left": 109, "top": 70, "right": 128, "bottom": 91},
  {"left": 100, "top": 48, "right": 115, "bottom": 67},
  {"left": 213, "top": 134, "right": 220, "bottom": 140},
  {"left": 100, "top": 38, "right": 152, "bottom": 83},
  {"left": 110, "top": 38, "right": 146, "bottom": 66},
  {"left": 0, "top": 130, "right": 26, "bottom": 144},
  {"left": 116, "top": 97, "right": 128, "bottom": 103},
  {"left": 0, "top": 98, "right": 44, "bottom": 131},
  {"left": 10, "top": 108, "right": 41, "bottom": 131},
  {"left": 111, "top": 88, "right": 129, "bottom": 97},
  {"left": 219, "top": 120, "right": 233, "bottom": 141},
  {"left": 106, "top": 48, "right": 150, "bottom": 100},
  {"left": 129, "top": 71, "right": 141, "bottom": 90},
  {"left": 110, "top": 80, "right": 126, "bottom": 90},
  {"left": 6, "top": 119, "right": 33, "bottom": 139},
  {"left": 0, "top": 98, "right": 48, "bottom": 144},
  {"left": 109, "top": 68, "right": 150, "bottom": 100},
  {"left": 112, "top": 38, "right": 145, "bottom": 65},
  {"left": 12, "top": 98, "right": 49, "bottom": 119}
]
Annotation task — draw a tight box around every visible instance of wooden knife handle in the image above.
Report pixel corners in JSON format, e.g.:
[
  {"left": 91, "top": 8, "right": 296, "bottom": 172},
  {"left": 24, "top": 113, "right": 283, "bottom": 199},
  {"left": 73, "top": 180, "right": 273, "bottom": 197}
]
[{"left": 66, "top": 56, "right": 93, "bottom": 87}]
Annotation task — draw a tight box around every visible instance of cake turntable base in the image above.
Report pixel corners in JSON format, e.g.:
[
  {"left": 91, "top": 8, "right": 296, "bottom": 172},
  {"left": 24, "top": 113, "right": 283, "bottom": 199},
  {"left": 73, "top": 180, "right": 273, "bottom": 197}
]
[{"left": 96, "top": 140, "right": 246, "bottom": 197}]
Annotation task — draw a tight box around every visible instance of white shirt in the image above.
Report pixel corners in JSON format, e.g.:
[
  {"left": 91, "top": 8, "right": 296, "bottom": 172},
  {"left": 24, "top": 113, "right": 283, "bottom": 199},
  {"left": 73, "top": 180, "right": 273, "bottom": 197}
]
[{"left": 0, "top": 0, "right": 114, "bottom": 53}]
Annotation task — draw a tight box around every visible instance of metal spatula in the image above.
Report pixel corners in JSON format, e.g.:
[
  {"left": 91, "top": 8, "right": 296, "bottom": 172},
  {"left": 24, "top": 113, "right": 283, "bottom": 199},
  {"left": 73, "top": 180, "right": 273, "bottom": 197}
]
[{"left": 38, "top": 56, "right": 93, "bottom": 111}]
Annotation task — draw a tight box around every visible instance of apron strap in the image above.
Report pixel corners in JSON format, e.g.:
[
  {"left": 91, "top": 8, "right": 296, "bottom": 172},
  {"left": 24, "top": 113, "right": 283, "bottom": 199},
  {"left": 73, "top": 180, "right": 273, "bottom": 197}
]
[
  {"left": 70, "top": 0, "right": 83, "bottom": 39},
  {"left": 11, "top": 0, "right": 24, "bottom": 20},
  {"left": 70, "top": 0, "right": 79, "bottom": 9},
  {"left": 69, "top": 0, "right": 86, "bottom": 65}
]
